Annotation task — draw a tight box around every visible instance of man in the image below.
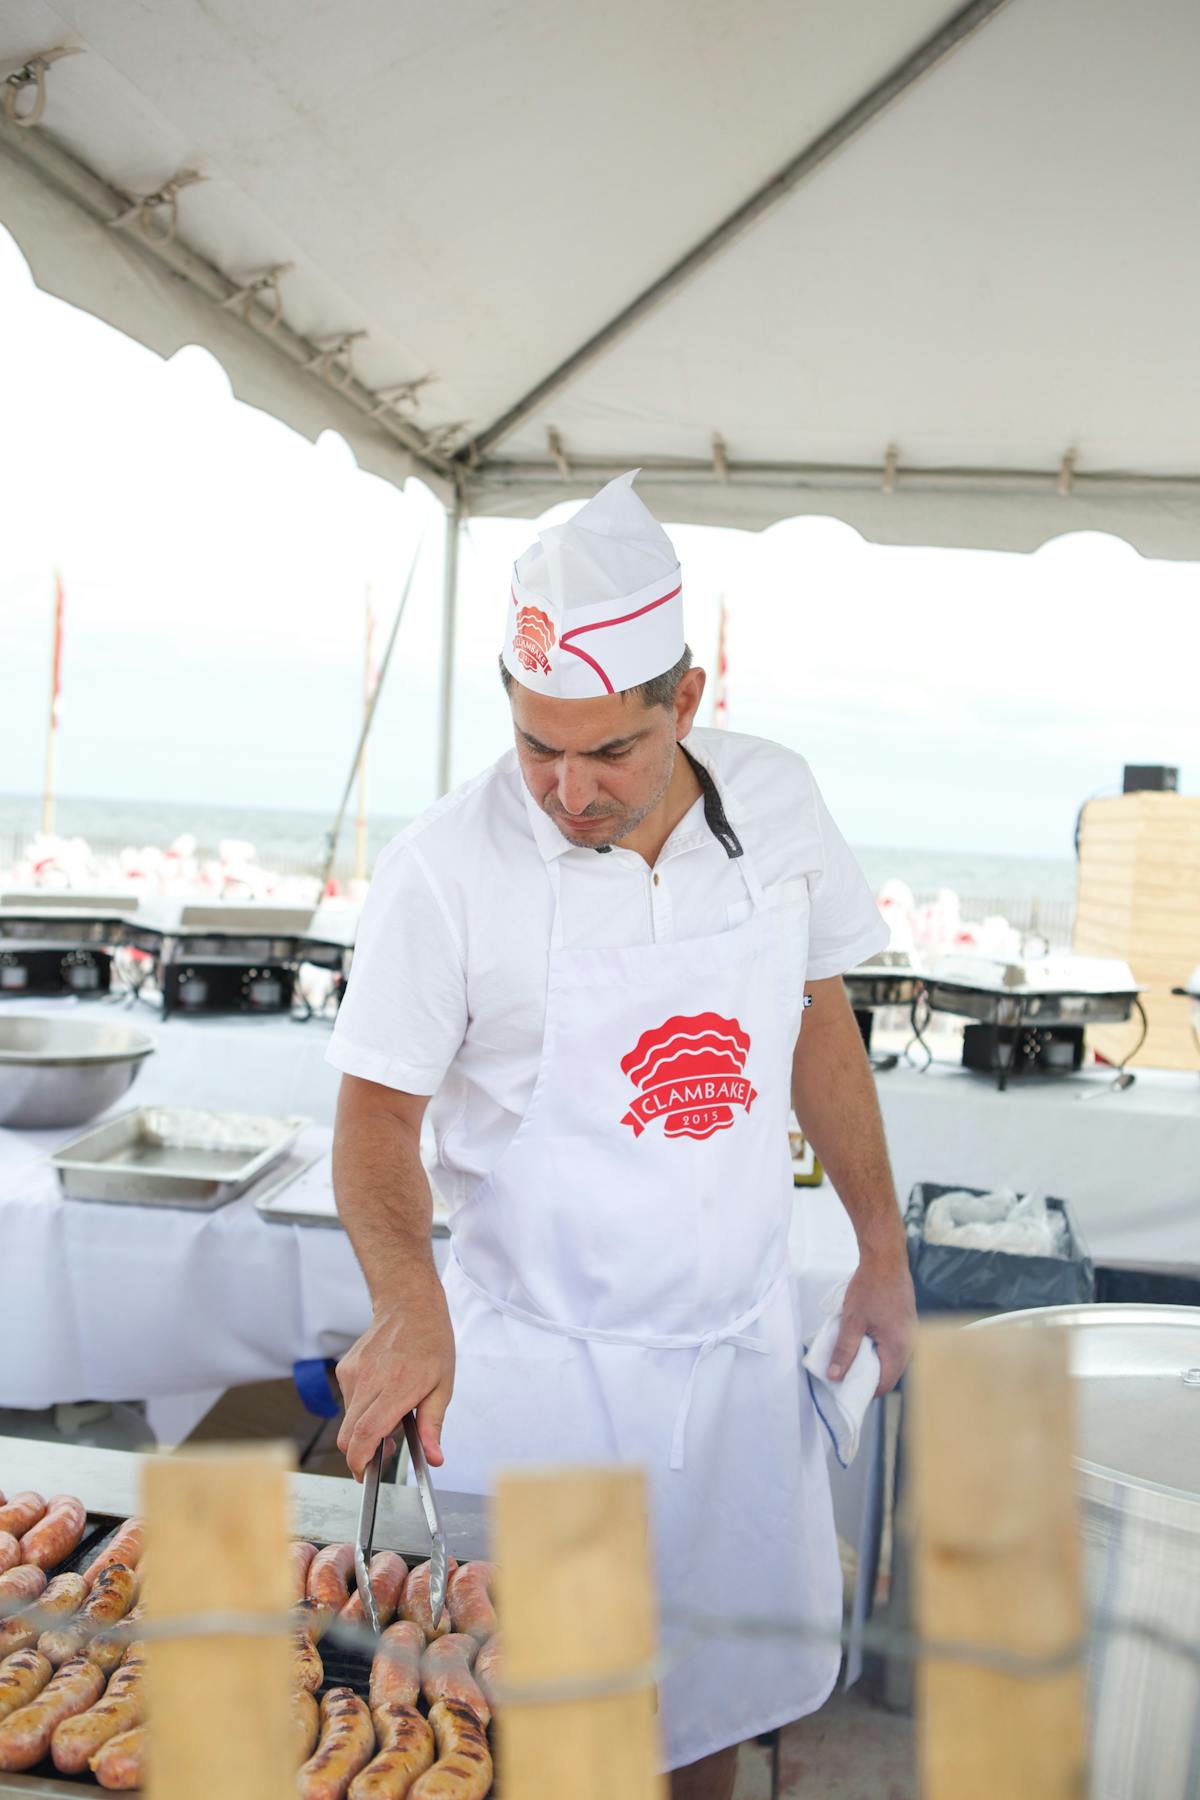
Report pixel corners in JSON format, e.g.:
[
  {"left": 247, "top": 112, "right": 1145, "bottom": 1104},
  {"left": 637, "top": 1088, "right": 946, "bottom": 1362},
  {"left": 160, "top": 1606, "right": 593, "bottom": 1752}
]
[{"left": 329, "top": 471, "right": 915, "bottom": 1800}]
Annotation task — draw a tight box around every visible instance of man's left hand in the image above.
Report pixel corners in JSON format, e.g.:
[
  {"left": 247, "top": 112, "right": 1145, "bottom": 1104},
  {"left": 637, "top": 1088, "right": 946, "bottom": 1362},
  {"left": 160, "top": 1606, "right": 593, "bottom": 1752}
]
[{"left": 827, "top": 1247, "right": 916, "bottom": 1395}]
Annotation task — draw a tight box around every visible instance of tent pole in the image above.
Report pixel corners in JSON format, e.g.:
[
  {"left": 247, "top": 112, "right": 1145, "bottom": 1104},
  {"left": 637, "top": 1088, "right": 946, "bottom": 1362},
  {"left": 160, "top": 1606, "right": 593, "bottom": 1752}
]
[{"left": 436, "top": 490, "right": 463, "bottom": 798}]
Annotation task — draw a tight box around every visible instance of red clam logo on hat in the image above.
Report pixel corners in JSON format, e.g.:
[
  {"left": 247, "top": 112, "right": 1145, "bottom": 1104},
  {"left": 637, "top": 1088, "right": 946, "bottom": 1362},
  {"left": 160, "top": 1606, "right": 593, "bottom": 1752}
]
[
  {"left": 512, "top": 604, "right": 556, "bottom": 677},
  {"left": 620, "top": 1012, "right": 757, "bottom": 1142}
]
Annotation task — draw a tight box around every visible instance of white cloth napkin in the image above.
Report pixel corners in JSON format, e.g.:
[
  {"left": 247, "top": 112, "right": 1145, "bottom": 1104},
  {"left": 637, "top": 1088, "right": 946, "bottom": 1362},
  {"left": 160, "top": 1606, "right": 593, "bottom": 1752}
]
[{"left": 802, "top": 1284, "right": 880, "bottom": 1469}]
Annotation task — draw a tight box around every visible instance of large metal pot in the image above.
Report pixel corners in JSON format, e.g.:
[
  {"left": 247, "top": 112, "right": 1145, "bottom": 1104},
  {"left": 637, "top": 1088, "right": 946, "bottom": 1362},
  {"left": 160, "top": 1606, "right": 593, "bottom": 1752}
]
[
  {"left": 0, "top": 1013, "right": 156, "bottom": 1129},
  {"left": 971, "top": 1304, "right": 1200, "bottom": 1800}
]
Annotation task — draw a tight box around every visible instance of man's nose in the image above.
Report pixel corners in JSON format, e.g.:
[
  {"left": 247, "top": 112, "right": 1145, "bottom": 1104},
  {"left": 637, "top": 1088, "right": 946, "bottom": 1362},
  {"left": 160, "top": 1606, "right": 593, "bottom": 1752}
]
[{"left": 557, "top": 758, "right": 598, "bottom": 815}]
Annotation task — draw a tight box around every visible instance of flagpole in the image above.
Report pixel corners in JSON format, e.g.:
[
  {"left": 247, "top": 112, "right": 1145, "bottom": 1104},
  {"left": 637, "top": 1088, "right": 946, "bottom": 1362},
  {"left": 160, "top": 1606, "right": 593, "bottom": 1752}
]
[
  {"left": 353, "top": 586, "right": 374, "bottom": 886},
  {"left": 41, "top": 568, "right": 64, "bottom": 835}
]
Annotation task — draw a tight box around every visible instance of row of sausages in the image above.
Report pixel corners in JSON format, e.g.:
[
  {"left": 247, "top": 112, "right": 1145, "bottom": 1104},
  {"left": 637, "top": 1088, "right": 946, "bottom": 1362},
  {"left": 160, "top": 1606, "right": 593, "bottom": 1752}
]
[
  {"left": 0, "top": 1499, "right": 146, "bottom": 1785},
  {"left": 0, "top": 1488, "right": 499, "bottom": 1796},
  {"left": 296, "top": 1541, "right": 497, "bottom": 1647},
  {"left": 293, "top": 1546, "right": 499, "bottom": 1800}
]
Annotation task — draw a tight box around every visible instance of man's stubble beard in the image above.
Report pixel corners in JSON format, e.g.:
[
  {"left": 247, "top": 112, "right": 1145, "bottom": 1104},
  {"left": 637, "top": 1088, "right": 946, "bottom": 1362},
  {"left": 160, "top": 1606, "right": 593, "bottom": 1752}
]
[{"left": 546, "top": 740, "right": 676, "bottom": 851}]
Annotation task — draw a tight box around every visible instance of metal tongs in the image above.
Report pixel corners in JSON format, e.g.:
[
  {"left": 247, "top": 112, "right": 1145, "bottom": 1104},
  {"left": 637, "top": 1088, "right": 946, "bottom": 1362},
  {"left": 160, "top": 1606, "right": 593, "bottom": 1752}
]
[{"left": 355, "top": 1412, "right": 449, "bottom": 1634}]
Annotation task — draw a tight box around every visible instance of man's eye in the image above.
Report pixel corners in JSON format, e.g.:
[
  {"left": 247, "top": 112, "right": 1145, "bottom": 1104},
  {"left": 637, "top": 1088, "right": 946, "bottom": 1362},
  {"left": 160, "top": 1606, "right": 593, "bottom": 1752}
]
[{"left": 601, "top": 749, "right": 633, "bottom": 762}]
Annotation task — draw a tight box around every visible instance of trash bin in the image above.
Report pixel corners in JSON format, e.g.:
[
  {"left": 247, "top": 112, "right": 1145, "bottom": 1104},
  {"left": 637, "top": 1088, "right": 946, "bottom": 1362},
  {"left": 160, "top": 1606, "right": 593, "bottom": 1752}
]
[{"left": 905, "top": 1181, "right": 1094, "bottom": 1316}]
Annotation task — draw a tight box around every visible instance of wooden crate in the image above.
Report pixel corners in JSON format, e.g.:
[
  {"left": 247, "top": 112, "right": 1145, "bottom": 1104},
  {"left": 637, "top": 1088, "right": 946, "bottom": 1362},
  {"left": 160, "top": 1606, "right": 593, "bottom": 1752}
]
[{"left": 1073, "top": 793, "right": 1200, "bottom": 1071}]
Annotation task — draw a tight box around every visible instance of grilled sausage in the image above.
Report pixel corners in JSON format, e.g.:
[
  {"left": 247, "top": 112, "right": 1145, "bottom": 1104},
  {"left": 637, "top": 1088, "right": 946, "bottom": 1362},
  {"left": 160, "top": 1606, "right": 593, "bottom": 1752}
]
[
  {"left": 307, "top": 1543, "right": 357, "bottom": 1623},
  {"left": 293, "top": 1625, "right": 324, "bottom": 1694},
  {"left": 89, "top": 1602, "right": 142, "bottom": 1678},
  {"left": 297, "top": 1686, "right": 376, "bottom": 1800},
  {"left": 19, "top": 1496, "right": 87, "bottom": 1571},
  {"left": 40, "top": 1565, "right": 138, "bottom": 1667},
  {"left": 0, "top": 1573, "right": 86, "bottom": 1659},
  {"left": 291, "top": 1540, "right": 319, "bottom": 1599},
  {"left": 0, "top": 1566, "right": 46, "bottom": 1618},
  {"left": 50, "top": 1659, "right": 145, "bottom": 1773},
  {"left": 0, "top": 1497, "right": 45, "bottom": 1541},
  {"left": 340, "top": 1551, "right": 409, "bottom": 1631},
  {"left": 472, "top": 1635, "right": 500, "bottom": 1709},
  {"left": 400, "top": 1558, "right": 457, "bottom": 1643},
  {"left": 420, "top": 1635, "right": 489, "bottom": 1729},
  {"left": 81, "top": 1521, "right": 144, "bottom": 1592},
  {"left": 349, "top": 1702, "right": 435, "bottom": 1800},
  {"left": 0, "top": 1653, "right": 105, "bottom": 1770},
  {"left": 89, "top": 1723, "right": 145, "bottom": 1789},
  {"left": 0, "top": 1651, "right": 52, "bottom": 1723},
  {"left": 445, "top": 1564, "right": 496, "bottom": 1646},
  {"left": 408, "top": 1700, "right": 492, "bottom": 1800},
  {"left": 292, "top": 1689, "right": 321, "bottom": 1765},
  {"left": 0, "top": 1537, "right": 19, "bottom": 1579},
  {"left": 369, "top": 1621, "right": 425, "bottom": 1709}
]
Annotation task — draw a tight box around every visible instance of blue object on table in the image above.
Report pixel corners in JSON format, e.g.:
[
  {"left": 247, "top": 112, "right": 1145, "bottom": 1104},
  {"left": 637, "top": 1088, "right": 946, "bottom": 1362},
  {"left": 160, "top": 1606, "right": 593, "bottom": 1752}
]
[{"left": 292, "top": 1357, "right": 341, "bottom": 1418}]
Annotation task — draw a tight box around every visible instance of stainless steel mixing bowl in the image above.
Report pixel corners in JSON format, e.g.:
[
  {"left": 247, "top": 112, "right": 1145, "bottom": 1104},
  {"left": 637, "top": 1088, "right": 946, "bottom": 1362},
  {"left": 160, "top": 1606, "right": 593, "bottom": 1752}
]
[{"left": 0, "top": 1014, "right": 157, "bottom": 1129}]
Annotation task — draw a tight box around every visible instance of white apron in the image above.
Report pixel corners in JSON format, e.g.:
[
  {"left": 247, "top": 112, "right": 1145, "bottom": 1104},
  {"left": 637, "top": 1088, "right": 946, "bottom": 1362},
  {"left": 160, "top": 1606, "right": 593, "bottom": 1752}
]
[{"left": 436, "top": 832, "right": 841, "bottom": 1769}]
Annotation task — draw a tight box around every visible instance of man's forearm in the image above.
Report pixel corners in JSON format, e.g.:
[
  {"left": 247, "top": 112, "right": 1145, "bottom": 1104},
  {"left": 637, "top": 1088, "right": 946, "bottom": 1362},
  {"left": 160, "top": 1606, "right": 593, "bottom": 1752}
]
[
  {"left": 333, "top": 1089, "right": 437, "bottom": 1310},
  {"left": 791, "top": 978, "right": 903, "bottom": 1260}
]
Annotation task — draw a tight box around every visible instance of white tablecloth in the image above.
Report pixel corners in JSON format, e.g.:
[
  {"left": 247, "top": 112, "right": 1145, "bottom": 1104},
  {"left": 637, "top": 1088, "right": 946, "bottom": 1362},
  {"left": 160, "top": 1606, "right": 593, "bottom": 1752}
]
[
  {"left": 3, "top": 1015, "right": 1199, "bottom": 1409},
  {"left": 873, "top": 1062, "right": 1200, "bottom": 1264},
  {"left": 0, "top": 1117, "right": 859, "bottom": 1409}
]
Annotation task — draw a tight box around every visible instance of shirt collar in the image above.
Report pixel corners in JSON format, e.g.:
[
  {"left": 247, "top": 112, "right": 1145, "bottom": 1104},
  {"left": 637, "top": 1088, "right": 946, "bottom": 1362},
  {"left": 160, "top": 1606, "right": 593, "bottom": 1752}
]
[{"left": 516, "top": 733, "right": 750, "bottom": 864}]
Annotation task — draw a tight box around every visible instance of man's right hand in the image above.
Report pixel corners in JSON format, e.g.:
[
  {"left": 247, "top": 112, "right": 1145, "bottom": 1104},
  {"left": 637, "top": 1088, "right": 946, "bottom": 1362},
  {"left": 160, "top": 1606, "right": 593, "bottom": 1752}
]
[{"left": 335, "top": 1269, "right": 456, "bottom": 1479}]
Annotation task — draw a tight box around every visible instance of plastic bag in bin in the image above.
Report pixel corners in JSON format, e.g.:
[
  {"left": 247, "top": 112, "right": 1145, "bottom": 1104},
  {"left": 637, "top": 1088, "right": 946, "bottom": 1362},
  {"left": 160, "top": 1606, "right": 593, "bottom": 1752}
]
[{"left": 905, "top": 1181, "right": 1094, "bottom": 1315}]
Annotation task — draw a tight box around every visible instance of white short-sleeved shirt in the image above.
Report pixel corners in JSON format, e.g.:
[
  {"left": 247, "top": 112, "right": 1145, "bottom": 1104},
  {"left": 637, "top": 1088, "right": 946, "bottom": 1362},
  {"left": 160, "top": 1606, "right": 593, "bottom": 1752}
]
[{"left": 327, "top": 727, "right": 886, "bottom": 1207}]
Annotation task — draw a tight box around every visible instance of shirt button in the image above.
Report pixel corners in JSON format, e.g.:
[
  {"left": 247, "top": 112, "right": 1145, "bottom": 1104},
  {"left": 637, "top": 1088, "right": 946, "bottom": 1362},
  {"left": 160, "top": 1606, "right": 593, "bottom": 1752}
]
[{"left": 653, "top": 873, "right": 661, "bottom": 887}]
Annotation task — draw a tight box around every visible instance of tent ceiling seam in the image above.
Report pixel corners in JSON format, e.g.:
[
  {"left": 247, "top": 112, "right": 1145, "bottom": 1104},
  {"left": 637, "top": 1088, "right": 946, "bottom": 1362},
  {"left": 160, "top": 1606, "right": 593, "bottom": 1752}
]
[
  {"left": 0, "top": 110, "right": 455, "bottom": 486},
  {"left": 461, "top": 0, "right": 1016, "bottom": 463}
]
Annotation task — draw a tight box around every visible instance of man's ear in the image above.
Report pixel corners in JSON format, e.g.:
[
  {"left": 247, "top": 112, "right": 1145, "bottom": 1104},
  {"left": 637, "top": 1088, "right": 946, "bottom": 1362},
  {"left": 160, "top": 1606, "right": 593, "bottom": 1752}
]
[{"left": 673, "top": 666, "right": 707, "bottom": 739}]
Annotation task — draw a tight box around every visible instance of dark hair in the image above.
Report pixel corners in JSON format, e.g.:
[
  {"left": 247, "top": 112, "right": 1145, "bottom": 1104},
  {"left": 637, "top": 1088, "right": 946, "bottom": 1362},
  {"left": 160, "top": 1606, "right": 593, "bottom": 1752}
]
[{"left": 499, "top": 645, "right": 694, "bottom": 710}]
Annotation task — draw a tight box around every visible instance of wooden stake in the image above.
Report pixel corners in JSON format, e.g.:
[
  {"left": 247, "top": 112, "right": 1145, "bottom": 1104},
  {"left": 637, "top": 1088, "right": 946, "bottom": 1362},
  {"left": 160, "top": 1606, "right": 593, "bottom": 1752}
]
[
  {"left": 494, "top": 1466, "right": 665, "bottom": 1800},
  {"left": 912, "top": 1323, "right": 1088, "bottom": 1800},
  {"left": 142, "top": 1444, "right": 295, "bottom": 1800}
]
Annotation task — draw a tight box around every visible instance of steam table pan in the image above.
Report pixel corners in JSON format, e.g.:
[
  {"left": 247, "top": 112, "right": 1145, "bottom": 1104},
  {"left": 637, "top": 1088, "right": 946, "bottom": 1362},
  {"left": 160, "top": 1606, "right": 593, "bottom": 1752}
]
[{"left": 49, "top": 1105, "right": 306, "bottom": 1210}]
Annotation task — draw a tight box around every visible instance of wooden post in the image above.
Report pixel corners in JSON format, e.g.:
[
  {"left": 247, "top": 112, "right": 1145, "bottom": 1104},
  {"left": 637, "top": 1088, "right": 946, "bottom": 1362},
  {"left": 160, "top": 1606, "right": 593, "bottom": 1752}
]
[
  {"left": 494, "top": 1466, "right": 665, "bottom": 1800},
  {"left": 142, "top": 1444, "right": 295, "bottom": 1800},
  {"left": 911, "top": 1323, "right": 1088, "bottom": 1800}
]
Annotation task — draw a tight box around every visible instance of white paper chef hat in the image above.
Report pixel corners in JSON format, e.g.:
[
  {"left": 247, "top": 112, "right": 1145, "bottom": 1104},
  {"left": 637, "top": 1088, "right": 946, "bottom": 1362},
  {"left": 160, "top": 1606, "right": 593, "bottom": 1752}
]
[{"left": 503, "top": 470, "right": 684, "bottom": 698}]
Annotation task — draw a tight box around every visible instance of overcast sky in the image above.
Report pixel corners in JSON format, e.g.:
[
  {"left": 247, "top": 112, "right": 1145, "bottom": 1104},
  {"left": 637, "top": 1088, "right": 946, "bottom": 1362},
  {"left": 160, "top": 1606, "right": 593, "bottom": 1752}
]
[{"left": 2, "top": 222, "right": 1197, "bottom": 860}]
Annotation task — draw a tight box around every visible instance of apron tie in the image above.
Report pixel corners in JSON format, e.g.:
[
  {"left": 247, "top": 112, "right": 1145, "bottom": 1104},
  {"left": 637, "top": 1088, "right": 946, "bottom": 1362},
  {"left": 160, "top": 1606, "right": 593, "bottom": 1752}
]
[
  {"left": 452, "top": 1249, "right": 787, "bottom": 1472},
  {"left": 669, "top": 1326, "right": 772, "bottom": 1472}
]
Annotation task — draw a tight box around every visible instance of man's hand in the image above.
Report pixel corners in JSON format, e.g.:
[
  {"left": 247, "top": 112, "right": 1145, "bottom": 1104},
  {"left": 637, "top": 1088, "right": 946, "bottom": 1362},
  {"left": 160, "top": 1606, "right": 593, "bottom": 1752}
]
[
  {"left": 335, "top": 1270, "right": 456, "bottom": 1479},
  {"left": 827, "top": 1246, "right": 916, "bottom": 1395}
]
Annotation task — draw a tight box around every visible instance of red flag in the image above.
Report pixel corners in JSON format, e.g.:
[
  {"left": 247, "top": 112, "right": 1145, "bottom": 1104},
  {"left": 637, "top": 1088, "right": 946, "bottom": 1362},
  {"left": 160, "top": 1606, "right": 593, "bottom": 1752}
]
[
  {"left": 713, "top": 595, "right": 729, "bottom": 728},
  {"left": 49, "top": 568, "right": 65, "bottom": 729}
]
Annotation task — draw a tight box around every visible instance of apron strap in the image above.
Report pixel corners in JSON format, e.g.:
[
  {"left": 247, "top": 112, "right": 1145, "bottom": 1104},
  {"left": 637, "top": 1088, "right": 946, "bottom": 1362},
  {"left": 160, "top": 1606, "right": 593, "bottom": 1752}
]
[
  {"left": 452, "top": 1247, "right": 786, "bottom": 1471},
  {"left": 669, "top": 1328, "right": 772, "bottom": 1472}
]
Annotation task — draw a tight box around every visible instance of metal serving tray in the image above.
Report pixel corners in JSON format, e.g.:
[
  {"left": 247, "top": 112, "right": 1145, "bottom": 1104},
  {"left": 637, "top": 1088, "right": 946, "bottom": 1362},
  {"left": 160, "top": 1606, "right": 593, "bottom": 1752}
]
[
  {"left": 255, "top": 1150, "right": 452, "bottom": 1236},
  {"left": 50, "top": 1106, "right": 306, "bottom": 1210},
  {"left": 923, "top": 980, "right": 1139, "bottom": 1028}
]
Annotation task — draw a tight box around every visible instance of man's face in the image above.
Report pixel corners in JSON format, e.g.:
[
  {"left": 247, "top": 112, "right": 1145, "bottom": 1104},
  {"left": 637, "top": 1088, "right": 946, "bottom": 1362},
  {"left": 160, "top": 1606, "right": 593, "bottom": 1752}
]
[{"left": 510, "top": 677, "right": 701, "bottom": 850}]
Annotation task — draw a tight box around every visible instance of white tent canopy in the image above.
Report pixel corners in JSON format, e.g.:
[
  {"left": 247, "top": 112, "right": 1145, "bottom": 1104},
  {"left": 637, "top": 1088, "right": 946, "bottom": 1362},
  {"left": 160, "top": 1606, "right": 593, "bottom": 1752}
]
[{"left": 3, "top": 0, "right": 1199, "bottom": 559}]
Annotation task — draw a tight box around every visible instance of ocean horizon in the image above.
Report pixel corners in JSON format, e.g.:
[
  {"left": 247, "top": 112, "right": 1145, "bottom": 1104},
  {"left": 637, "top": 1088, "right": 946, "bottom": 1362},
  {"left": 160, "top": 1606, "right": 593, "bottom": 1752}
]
[{"left": 0, "top": 789, "right": 1079, "bottom": 911}]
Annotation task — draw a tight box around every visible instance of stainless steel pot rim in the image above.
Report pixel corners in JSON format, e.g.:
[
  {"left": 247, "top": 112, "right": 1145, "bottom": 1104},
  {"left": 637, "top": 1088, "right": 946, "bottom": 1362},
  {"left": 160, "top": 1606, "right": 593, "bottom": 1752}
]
[
  {"left": 0, "top": 1043, "right": 156, "bottom": 1067},
  {"left": 0, "top": 1017, "right": 156, "bottom": 1067},
  {"left": 969, "top": 1303, "right": 1200, "bottom": 1505}
]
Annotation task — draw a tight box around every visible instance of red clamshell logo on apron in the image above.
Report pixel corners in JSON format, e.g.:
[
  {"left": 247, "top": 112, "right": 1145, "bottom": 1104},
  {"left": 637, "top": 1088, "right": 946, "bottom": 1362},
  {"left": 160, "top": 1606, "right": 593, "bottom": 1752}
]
[
  {"left": 512, "top": 605, "right": 556, "bottom": 676},
  {"left": 620, "top": 1012, "right": 757, "bottom": 1141}
]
